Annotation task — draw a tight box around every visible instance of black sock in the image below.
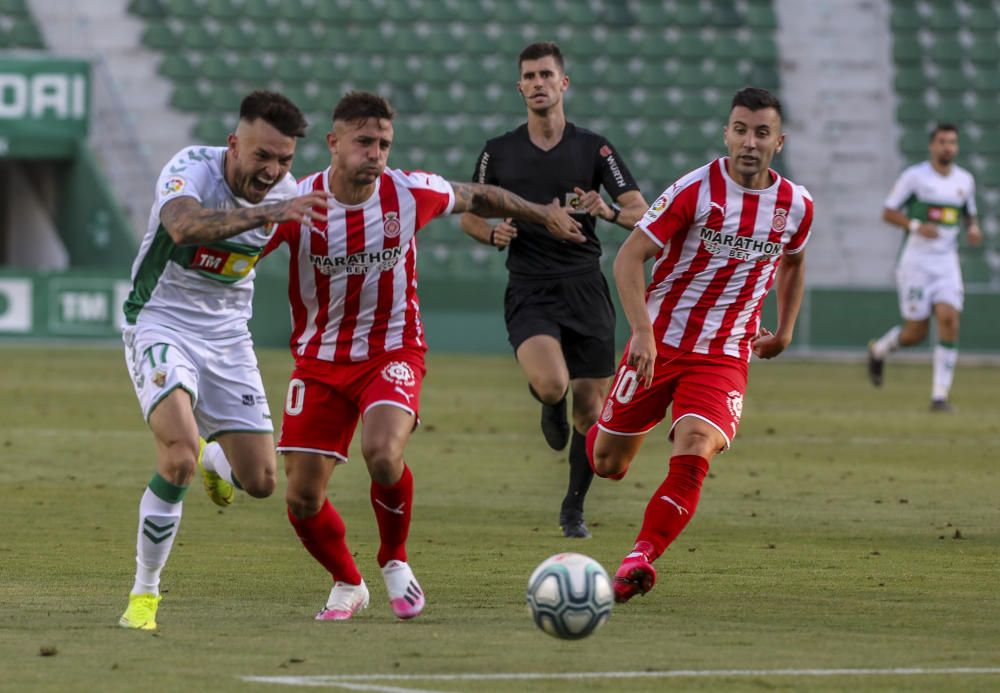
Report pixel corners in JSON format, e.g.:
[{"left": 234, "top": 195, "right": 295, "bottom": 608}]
[{"left": 561, "top": 429, "right": 593, "bottom": 518}]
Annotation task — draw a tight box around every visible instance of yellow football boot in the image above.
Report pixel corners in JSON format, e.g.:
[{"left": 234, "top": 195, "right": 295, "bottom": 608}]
[
  {"left": 197, "top": 437, "right": 234, "bottom": 507},
  {"left": 118, "top": 593, "right": 162, "bottom": 630}
]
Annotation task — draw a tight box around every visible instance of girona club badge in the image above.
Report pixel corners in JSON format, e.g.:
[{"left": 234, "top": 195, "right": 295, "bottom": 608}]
[
  {"left": 381, "top": 361, "right": 415, "bottom": 387},
  {"left": 771, "top": 208, "right": 788, "bottom": 233},
  {"left": 383, "top": 211, "right": 401, "bottom": 238},
  {"left": 726, "top": 390, "right": 744, "bottom": 421}
]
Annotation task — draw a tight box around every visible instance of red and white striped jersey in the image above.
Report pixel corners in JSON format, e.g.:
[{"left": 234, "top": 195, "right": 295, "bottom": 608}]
[
  {"left": 637, "top": 158, "right": 813, "bottom": 361},
  {"left": 264, "top": 167, "right": 454, "bottom": 363}
]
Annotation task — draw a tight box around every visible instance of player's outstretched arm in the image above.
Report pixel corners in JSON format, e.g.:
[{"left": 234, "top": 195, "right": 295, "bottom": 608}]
[
  {"left": 967, "top": 216, "right": 983, "bottom": 246},
  {"left": 160, "top": 191, "right": 332, "bottom": 245},
  {"left": 614, "top": 229, "right": 661, "bottom": 387},
  {"left": 450, "top": 182, "right": 585, "bottom": 244},
  {"left": 752, "top": 250, "right": 806, "bottom": 360}
]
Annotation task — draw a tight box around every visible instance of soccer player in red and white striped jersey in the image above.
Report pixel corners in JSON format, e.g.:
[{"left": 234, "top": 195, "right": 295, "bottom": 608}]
[
  {"left": 264, "top": 91, "right": 585, "bottom": 621},
  {"left": 586, "top": 88, "right": 815, "bottom": 603}
]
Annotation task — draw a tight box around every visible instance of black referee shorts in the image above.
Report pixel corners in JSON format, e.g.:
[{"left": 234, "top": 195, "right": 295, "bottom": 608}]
[{"left": 504, "top": 270, "right": 616, "bottom": 380}]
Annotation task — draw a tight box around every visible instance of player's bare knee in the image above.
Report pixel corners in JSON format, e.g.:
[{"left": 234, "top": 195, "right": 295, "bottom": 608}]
[
  {"left": 592, "top": 448, "right": 628, "bottom": 479},
  {"left": 241, "top": 467, "right": 276, "bottom": 499},
  {"left": 157, "top": 439, "right": 199, "bottom": 485},
  {"left": 286, "top": 488, "right": 324, "bottom": 519},
  {"left": 362, "top": 444, "right": 404, "bottom": 486},
  {"left": 533, "top": 378, "right": 568, "bottom": 405}
]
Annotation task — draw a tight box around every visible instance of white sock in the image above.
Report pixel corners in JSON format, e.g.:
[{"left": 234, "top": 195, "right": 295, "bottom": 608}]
[
  {"left": 871, "top": 325, "right": 902, "bottom": 359},
  {"left": 131, "top": 476, "right": 186, "bottom": 596},
  {"left": 932, "top": 343, "right": 958, "bottom": 401},
  {"left": 201, "top": 441, "right": 239, "bottom": 489}
]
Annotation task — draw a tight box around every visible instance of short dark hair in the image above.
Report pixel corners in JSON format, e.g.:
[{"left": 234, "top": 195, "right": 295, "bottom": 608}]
[
  {"left": 239, "top": 90, "right": 307, "bottom": 138},
  {"left": 332, "top": 91, "right": 395, "bottom": 125},
  {"left": 518, "top": 42, "right": 565, "bottom": 72},
  {"left": 730, "top": 87, "right": 783, "bottom": 120},
  {"left": 930, "top": 122, "right": 959, "bottom": 141}
]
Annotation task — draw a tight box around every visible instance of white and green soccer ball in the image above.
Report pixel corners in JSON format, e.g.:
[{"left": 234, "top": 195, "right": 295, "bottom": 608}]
[{"left": 526, "top": 552, "right": 613, "bottom": 640}]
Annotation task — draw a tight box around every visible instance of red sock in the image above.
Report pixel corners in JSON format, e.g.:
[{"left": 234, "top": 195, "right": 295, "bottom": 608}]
[
  {"left": 634, "top": 455, "right": 709, "bottom": 561},
  {"left": 287, "top": 499, "right": 362, "bottom": 585},
  {"left": 371, "top": 463, "right": 413, "bottom": 567},
  {"left": 586, "top": 423, "right": 627, "bottom": 480}
]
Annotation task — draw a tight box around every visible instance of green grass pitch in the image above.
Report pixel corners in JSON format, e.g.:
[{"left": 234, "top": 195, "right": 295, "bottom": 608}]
[{"left": 1, "top": 345, "right": 998, "bottom": 692}]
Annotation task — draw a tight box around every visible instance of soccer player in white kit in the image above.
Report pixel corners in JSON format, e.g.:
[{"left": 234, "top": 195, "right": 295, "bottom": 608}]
[
  {"left": 118, "top": 91, "right": 332, "bottom": 630},
  {"left": 868, "top": 123, "right": 982, "bottom": 412},
  {"left": 264, "top": 91, "right": 586, "bottom": 621}
]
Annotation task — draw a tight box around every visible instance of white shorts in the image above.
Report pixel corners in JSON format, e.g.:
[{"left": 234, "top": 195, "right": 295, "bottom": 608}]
[
  {"left": 123, "top": 325, "right": 273, "bottom": 440},
  {"left": 896, "top": 255, "right": 964, "bottom": 321}
]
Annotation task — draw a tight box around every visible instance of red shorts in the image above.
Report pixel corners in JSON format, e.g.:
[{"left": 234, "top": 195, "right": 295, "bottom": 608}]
[
  {"left": 597, "top": 345, "right": 749, "bottom": 449},
  {"left": 277, "top": 348, "right": 426, "bottom": 462}
]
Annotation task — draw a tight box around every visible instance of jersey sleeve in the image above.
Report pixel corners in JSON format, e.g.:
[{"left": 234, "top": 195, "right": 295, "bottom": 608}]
[
  {"left": 152, "top": 148, "right": 213, "bottom": 218},
  {"left": 596, "top": 138, "right": 640, "bottom": 198},
  {"left": 883, "top": 167, "right": 916, "bottom": 210},
  {"left": 261, "top": 221, "right": 293, "bottom": 258},
  {"left": 635, "top": 178, "right": 700, "bottom": 247},
  {"left": 784, "top": 186, "right": 814, "bottom": 255},
  {"left": 966, "top": 174, "right": 978, "bottom": 218},
  {"left": 399, "top": 170, "right": 455, "bottom": 230},
  {"left": 470, "top": 143, "right": 497, "bottom": 185}
]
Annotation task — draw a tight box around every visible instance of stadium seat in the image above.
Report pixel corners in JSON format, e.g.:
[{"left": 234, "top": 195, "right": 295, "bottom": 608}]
[
  {"left": 202, "top": 0, "right": 240, "bottom": 19},
  {"left": 192, "top": 116, "right": 231, "bottom": 144},
  {"left": 929, "top": 37, "right": 966, "bottom": 64},
  {"left": 896, "top": 95, "right": 931, "bottom": 123},
  {"left": 928, "top": 7, "right": 963, "bottom": 31},
  {"left": 141, "top": 20, "right": 177, "bottom": 50},
  {"left": 969, "top": 36, "right": 1000, "bottom": 65},
  {"left": 745, "top": 1, "right": 778, "bottom": 29},
  {"left": 932, "top": 68, "right": 971, "bottom": 94},
  {"left": 968, "top": 7, "right": 1000, "bottom": 33},
  {"left": 164, "top": 0, "right": 201, "bottom": 19},
  {"left": 171, "top": 84, "right": 208, "bottom": 111},
  {"left": 7, "top": 17, "right": 44, "bottom": 48},
  {"left": 158, "top": 53, "right": 198, "bottom": 81},
  {"left": 894, "top": 67, "right": 928, "bottom": 93},
  {"left": 127, "top": 0, "right": 165, "bottom": 18},
  {"left": 892, "top": 36, "right": 923, "bottom": 63},
  {"left": 890, "top": 6, "right": 922, "bottom": 31}
]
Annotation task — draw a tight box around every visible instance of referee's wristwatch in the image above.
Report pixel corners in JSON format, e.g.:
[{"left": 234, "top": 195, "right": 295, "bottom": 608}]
[{"left": 606, "top": 203, "right": 621, "bottom": 224}]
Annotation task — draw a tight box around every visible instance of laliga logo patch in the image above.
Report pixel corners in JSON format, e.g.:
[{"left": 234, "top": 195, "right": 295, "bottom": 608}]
[
  {"left": 771, "top": 208, "right": 788, "bottom": 233},
  {"left": 163, "top": 177, "right": 186, "bottom": 195},
  {"left": 382, "top": 361, "right": 415, "bottom": 387},
  {"left": 726, "top": 390, "right": 743, "bottom": 421},
  {"left": 599, "top": 144, "right": 612, "bottom": 158},
  {"left": 383, "top": 211, "right": 401, "bottom": 238}
]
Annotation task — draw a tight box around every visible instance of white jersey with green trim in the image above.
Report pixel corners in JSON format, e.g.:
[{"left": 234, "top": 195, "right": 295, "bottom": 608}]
[
  {"left": 123, "top": 146, "right": 297, "bottom": 339},
  {"left": 884, "top": 160, "right": 976, "bottom": 263}
]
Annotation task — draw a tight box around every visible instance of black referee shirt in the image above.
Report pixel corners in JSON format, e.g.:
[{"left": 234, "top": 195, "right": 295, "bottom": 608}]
[{"left": 471, "top": 122, "right": 640, "bottom": 279}]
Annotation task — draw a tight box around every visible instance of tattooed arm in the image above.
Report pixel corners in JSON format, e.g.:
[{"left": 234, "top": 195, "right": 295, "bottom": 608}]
[
  {"left": 159, "top": 191, "right": 332, "bottom": 245},
  {"left": 450, "top": 182, "right": 585, "bottom": 243}
]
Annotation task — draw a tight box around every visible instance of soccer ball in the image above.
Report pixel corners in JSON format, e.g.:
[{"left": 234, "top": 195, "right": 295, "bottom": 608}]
[{"left": 526, "top": 552, "right": 613, "bottom": 640}]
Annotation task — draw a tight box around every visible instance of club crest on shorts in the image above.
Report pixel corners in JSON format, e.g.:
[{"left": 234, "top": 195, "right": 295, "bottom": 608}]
[
  {"left": 152, "top": 368, "right": 168, "bottom": 388},
  {"left": 771, "top": 208, "right": 788, "bottom": 233},
  {"left": 601, "top": 399, "right": 614, "bottom": 422},
  {"left": 383, "top": 211, "right": 401, "bottom": 238},
  {"left": 726, "top": 390, "right": 743, "bottom": 421},
  {"left": 382, "top": 361, "right": 415, "bottom": 387}
]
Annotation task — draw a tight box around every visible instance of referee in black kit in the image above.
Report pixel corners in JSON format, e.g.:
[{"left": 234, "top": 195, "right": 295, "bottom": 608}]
[{"left": 461, "top": 42, "right": 648, "bottom": 538}]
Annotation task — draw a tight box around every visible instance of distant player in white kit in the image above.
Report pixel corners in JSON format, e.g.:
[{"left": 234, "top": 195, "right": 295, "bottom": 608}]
[
  {"left": 264, "top": 91, "right": 585, "bottom": 621},
  {"left": 118, "top": 91, "right": 331, "bottom": 630},
  {"left": 868, "top": 123, "right": 982, "bottom": 412}
]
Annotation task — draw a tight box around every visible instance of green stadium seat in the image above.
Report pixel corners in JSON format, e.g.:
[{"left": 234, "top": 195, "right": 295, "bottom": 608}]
[
  {"left": 896, "top": 95, "right": 931, "bottom": 123},
  {"left": 385, "top": 0, "right": 420, "bottom": 22},
  {"left": 203, "top": 0, "right": 240, "bottom": 19},
  {"left": 971, "top": 98, "right": 1000, "bottom": 124},
  {"left": 748, "top": 64, "right": 780, "bottom": 90},
  {"left": 745, "top": 1, "right": 778, "bottom": 29},
  {"left": 192, "top": 116, "right": 231, "bottom": 144},
  {"left": 890, "top": 6, "right": 922, "bottom": 32},
  {"left": 671, "top": 34, "right": 707, "bottom": 60},
  {"left": 928, "top": 7, "right": 963, "bottom": 31},
  {"left": 969, "top": 36, "right": 1000, "bottom": 65},
  {"left": 200, "top": 54, "right": 236, "bottom": 81},
  {"left": 127, "top": 0, "right": 165, "bottom": 18},
  {"left": 893, "top": 66, "right": 928, "bottom": 93},
  {"left": 171, "top": 84, "right": 208, "bottom": 111},
  {"left": 141, "top": 20, "right": 177, "bottom": 50},
  {"left": 178, "top": 24, "right": 217, "bottom": 50},
  {"left": 748, "top": 39, "right": 779, "bottom": 62},
  {"left": 634, "top": 2, "right": 671, "bottom": 24},
  {"left": 929, "top": 37, "right": 966, "bottom": 64},
  {"left": 207, "top": 85, "right": 242, "bottom": 112},
  {"left": 892, "top": 35, "right": 923, "bottom": 63},
  {"left": 158, "top": 53, "right": 198, "bottom": 80},
  {"left": 674, "top": 4, "right": 711, "bottom": 26},
  {"left": 932, "top": 68, "right": 971, "bottom": 93},
  {"left": 932, "top": 101, "right": 968, "bottom": 124},
  {"left": 233, "top": 55, "right": 268, "bottom": 82},
  {"left": 218, "top": 24, "right": 254, "bottom": 49},
  {"left": 601, "top": 3, "right": 636, "bottom": 26},
  {"left": 164, "top": 0, "right": 201, "bottom": 18},
  {"left": 7, "top": 18, "right": 44, "bottom": 48},
  {"left": 455, "top": 2, "right": 489, "bottom": 22},
  {"left": 968, "top": 7, "right": 1000, "bottom": 32},
  {"left": 899, "top": 128, "right": 928, "bottom": 157}
]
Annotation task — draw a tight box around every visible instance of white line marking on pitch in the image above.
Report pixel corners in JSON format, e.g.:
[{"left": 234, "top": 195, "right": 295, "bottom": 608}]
[{"left": 242, "top": 667, "right": 1000, "bottom": 689}]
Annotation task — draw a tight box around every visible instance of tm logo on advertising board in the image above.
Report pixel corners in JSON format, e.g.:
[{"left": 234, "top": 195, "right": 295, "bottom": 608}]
[
  {"left": 0, "top": 278, "right": 32, "bottom": 333},
  {"left": 48, "top": 278, "right": 129, "bottom": 336}
]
